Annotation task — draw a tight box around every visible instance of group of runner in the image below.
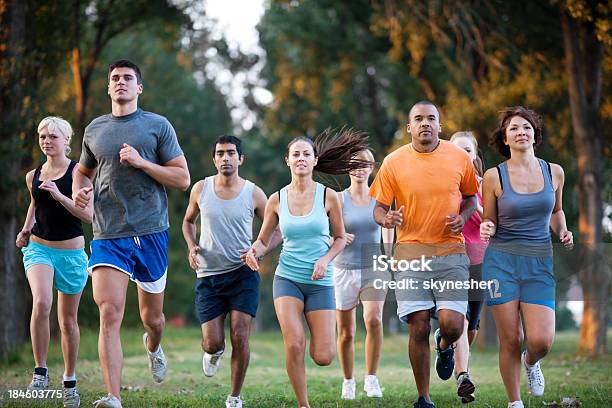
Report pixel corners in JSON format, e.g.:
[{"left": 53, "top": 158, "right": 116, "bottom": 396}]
[{"left": 17, "top": 60, "right": 573, "bottom": 408}]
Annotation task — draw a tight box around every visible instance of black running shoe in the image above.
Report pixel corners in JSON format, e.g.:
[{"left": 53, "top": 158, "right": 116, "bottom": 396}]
[
  {"left": 434, "top": 328, "right": 455, "bottom": 380},
  {"left": 413, "top": 396, "right": 436, "bottom": 408}
]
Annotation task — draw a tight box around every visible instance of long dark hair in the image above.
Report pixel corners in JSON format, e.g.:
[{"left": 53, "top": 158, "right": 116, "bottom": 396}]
[
  {"left": 286, "top": 127, "right": 372, "bottom": 175},
  {"left": 491, "top": 106, "right": 543, "bottom": 159}
]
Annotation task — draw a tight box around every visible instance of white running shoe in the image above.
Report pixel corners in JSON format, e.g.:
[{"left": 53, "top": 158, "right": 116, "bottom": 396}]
[
  {"left": 522, "top": 350, "right": 545, "bottom": 396},
  {"left": 203, "top": 344, "right": 225, "bottom": 377},
  {"left": 92, "top": 394, "right": 122, "bottom": 408},
  {"left": 341, "top": 378, "right": 356, "bottom": 400},
  {"left": 63, "top": 386, "right": 80, "bottom": 408},
  {"left": 225, "top": 395, "right": 243, "bottom": 408},
  {"left": 508, "top": 401, "right": 524, "bottom": 408},
  {"left": 143, "top": 332, "right": 167, "bottom": 383},
  {"left": 27, "top": 373, "right": 49, "bottom": 390},
  {"left": 364, "top": 374, "right": 383, "bottom": 398}
]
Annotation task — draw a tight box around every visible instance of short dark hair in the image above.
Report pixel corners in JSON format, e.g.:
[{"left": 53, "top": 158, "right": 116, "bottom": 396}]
[
  {"left": 108, "top": 59, "right": 143, "bottom": 84},
  {"left": 491, "top": 106, "right": 543, "bottom": 159},
  {"left": 213, "top": 135, "right": 243, "bottom": 156},
  {"left": 408, "top": 100, "right": 440, "bottom": 121}
]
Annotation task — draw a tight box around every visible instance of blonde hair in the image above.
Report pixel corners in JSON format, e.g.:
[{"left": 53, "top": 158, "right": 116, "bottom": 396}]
[
  {"left": 450, "top": 131, "right": 483, "bottom": 176},
  {"left": 355, "top": 148, "right": 375, "bottom": 164},
  {"left": 38, "top": 116, "right": 73, "bottom": 155}
]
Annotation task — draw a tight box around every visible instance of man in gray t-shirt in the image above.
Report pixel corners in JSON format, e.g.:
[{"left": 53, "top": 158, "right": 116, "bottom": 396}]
[{"left": 73, "top": 59, "right": 190, "bottom": 407}]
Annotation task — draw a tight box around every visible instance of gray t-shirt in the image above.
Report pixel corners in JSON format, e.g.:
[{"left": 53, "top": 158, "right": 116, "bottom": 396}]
[{"left": 80, "top": 108, "right": 183, "bottom": 239}]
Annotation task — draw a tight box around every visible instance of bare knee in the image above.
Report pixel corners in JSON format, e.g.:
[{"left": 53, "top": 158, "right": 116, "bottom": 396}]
[
  {"left": 311, "top": 347, "right": 335, "bottom": 366},
  {"left": 285, "top": 339, "right": 305, "bottom": 360},
  {"left": 32, "top": 298, "right": 52, "bottom": 318},
  {"left": 409, "top": 319, "right": 431, "bottom": 342},
  {"left": 97, "top": 301, "right": 123, "bottom": 331},
  {"left": 58, "top": 316, "right": 78, "bottom": 336},
  {"left": 141, "top": 312, "right": 165, "bottom": 334},
  {"left": 499, "top": 333, "right": 523, "bottom": 352},
  {"left": 527, "top": 336, "right": 554, "bottom": 358},
  {"left": 230, "top": 327, "right": 250, "bottom": 352},
  {"left": 440, "top": 321, "right": 464, "bottom": 344},
  {"left": 338, "top": 326, "right": 355, "bottom": 345},
  {"left": 364, "top": 314, "right": 382, "bottom": 332},
  {"left": 202, "top": 337, "right": 224, "bottom": 354}
]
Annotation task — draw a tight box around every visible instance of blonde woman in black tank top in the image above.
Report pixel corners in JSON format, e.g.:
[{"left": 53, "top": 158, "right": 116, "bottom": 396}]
[{"left": 16, "top": 117, "right": 93, "bottom": 407}]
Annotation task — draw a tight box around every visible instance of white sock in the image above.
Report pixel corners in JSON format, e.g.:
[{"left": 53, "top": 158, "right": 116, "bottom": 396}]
[{"left": 63, "top": 374, "right": 76, "bottom": 382}]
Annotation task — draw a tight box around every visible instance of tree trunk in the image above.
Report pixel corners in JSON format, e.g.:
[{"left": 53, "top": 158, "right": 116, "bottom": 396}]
[
  {"left": 560, "top": 8, "right": 608, "bottom": 356},
  {"left": 0, "top": 0, "right": 32, "bottom": 358},
  {"left": 71, "top": 46, "right": 87, "bottom": 154}
]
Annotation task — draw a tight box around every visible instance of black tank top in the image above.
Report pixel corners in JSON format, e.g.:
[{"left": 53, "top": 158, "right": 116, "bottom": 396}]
[{"left": 31, "top": 160, "right": 84, "bottom": 241}]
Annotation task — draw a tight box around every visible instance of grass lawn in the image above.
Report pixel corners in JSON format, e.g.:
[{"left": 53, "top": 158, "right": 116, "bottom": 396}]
[{"left": 0, "top": 327, "right": 609, "bottom": 407}]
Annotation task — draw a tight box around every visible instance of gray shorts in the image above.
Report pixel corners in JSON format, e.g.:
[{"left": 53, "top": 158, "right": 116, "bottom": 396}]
[
  {"left": 273, "top": 275, "right": 335, "bottom": 312},
  {"left": 394, "top": 253, "right": 470, "bottom": 322}
]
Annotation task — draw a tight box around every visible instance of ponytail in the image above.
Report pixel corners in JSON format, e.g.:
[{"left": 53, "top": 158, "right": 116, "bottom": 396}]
[{"left": 286, "top": 127, "right": 372, "bottom": 175}]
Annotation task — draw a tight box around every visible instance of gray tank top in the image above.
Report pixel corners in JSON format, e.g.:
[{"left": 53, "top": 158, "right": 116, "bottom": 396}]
[
  {"left": 197, "top": 176, "right": 254, "bottom": 277},
  {"left": 334, "top": 189, "right": 382, "bottom": 269},
  {"left": 491, "top": 159, "right": 555, "bottom": 256}
]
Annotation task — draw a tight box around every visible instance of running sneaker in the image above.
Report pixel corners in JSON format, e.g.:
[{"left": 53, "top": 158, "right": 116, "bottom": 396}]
[
  {"left": 62, "top": 386, "right": 80, "bottom": 408},
  {"left": 203, "top": 344, "right": 225, "bottom": 377},
  {"left": 364, "top": 374, "right": 383, "bottom": 397},
  {"left": 434, "top": 328, "right": 455, "bottom": 380},
  {"left": 413, "top": 396, "right": 436, "bottom": 408},
  {"left": 456, "top": 371, "right": 475, "bottom": 403},
  {"left": 508, "top": 401, "right": 524, "bottom": 408},
  {"left": 143, "top": 332, "right": 167, "bottom": 383},
  {"left": 522, "top": 350, "right": 545, "bottom": 396},
  {"left": 92, "top": 394, "right": 122, "bottom": 408},
  {"left": 27, "top": 373, "right": 49, "bottom": 390},
  {"left": 225, "top": 395, "right": 243, "bottom": 408},
  {"left": 341, "top": 378, "right": 356, "bottom": 400}
]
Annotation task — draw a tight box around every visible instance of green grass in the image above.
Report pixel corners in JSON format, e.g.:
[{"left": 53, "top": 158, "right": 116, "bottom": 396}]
[{"left": 1, "top": 328, "right": 610, "bottom": 407}]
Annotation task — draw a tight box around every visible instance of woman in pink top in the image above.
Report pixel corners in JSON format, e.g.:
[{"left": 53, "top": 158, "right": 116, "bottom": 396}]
[{"left": 450, "top": 131, "right": 486, "bottom": 403}]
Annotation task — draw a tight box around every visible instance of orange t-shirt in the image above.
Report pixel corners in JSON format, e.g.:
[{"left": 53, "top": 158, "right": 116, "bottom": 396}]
[{"left": 369, "top": 140, "right": 478, "bottom": 256}]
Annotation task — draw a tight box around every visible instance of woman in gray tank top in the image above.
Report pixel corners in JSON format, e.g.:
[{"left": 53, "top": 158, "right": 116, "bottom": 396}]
[
  {"left": 333, "top": 149, "right": 393, "bottom": 400},
  {"left": 480, "top": 107, "right": 573, "bottom": 408}
]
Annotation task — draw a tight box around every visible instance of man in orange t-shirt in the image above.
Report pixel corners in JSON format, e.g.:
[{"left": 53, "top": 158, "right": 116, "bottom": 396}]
[{"left": 369, "top": 100, "right": 477, "bottom": 408}]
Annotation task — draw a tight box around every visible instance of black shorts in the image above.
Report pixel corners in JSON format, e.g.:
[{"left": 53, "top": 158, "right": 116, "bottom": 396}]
[
  {"left": 195, "top": 265, "right": 260, "bottom": 324},
  {"left": 466, "top": 263, "right": 483, "bottom": 331}
]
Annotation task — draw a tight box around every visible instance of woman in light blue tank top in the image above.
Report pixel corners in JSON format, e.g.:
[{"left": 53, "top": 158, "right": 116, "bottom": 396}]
[
  {"left": 333, "top": 149, "right": 394, "bottom": 399},
  {"left": 480, "top": 107, "right": 573, "bottom": 408},
  {"left": 245, "top": 129, "right": 371, "bottom": 408}
]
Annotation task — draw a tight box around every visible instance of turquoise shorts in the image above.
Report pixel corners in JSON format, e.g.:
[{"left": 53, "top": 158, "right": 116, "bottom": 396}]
[
  {"left": 482, "top": 247, "right": 555, "bottom": 310},
  {"left": 21, "top": 241, "right": 88, "bottom": 294}
]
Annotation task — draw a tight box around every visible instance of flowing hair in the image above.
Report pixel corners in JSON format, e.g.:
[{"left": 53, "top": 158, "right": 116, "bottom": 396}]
[{"left": 286, "top": 127, "right": 372, "bottom": 175}]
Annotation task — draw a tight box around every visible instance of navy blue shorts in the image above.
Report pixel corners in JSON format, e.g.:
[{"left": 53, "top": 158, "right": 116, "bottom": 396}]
[
  {"left": 273, "top": 275, "right": 335, "bottom": 312},
  {"left": 195, "top": 265, "right": 260, "bottom": 324},
  {"left": 89, "top": 230, "right": 168, "bottom": 294}
]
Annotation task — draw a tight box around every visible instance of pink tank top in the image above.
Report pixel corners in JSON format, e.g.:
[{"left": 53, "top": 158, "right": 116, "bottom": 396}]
[{"left": 462, "top": 177, "right": 486, "bottom": 265}]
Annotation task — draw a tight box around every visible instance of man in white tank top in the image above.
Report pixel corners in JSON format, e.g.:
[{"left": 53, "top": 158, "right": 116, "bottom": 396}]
[{"left": 182, "top": 136, "right": 281, "bottom": 408}]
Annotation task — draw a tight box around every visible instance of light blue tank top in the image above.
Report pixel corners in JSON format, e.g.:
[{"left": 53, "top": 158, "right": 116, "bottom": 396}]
[
  {"left": 334, "top": 189, "right": 381, "bottom": 270},
  {"left": 275, "top": 182, "right": 333, "bottom": 286},
  {"left": 491, "top": 159, "right": 555, "bottom": 256}
]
